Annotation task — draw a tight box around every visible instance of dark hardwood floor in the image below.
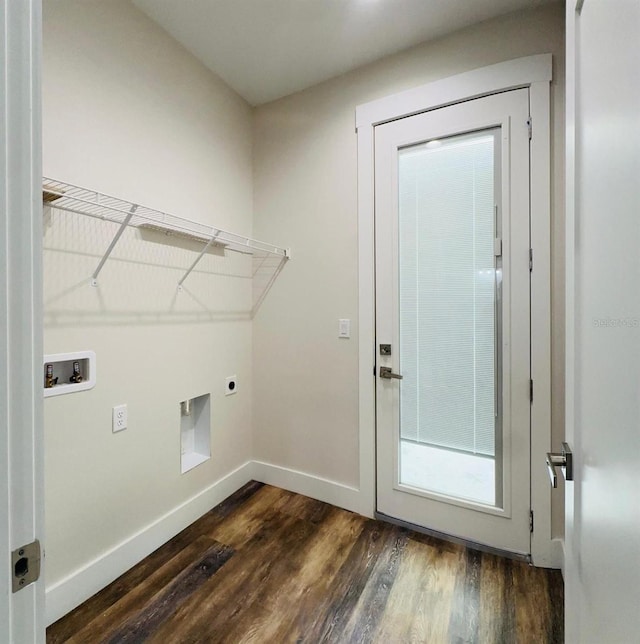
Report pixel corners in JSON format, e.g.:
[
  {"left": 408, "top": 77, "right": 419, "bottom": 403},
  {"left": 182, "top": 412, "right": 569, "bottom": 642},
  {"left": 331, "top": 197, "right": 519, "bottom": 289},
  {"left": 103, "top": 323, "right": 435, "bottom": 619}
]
[{"left": 47, "top": 482, "right": 563, "bottom": 643}]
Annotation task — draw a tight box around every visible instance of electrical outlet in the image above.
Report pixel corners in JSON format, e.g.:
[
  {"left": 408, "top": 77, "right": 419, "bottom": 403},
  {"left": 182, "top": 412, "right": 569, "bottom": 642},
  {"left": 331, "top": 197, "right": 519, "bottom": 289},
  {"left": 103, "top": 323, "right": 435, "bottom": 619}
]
[
  {"left": 112, "top": 404, "right": 127, "bottom": 432},
  {"left": 225, "top": 376, "right": 238, "bottom": 396}
]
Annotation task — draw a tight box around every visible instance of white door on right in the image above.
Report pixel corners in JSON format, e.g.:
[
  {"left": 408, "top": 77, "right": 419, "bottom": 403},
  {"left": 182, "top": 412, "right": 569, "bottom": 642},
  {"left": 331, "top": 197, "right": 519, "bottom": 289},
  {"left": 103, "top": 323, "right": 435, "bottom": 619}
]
[{"left": 565, "top": 1, "right": 640, "bottom": 642}]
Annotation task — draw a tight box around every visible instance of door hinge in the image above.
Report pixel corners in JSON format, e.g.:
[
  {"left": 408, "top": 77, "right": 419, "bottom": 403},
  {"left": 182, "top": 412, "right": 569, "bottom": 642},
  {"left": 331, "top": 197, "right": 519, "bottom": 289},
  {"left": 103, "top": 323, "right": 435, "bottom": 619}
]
[
  {"left": 494, "top": 238, "right": 502, "bottom": 257},
  {"left": 12, "top": 540, "right": 41, "bottom": 593},
  {"left": 530, "top": 379, "right": 534, "bottom": 403},
  {"left": 529, "top": 510, "right": 534, "bottom": 533},
  {"left": 529, "top": 248, "right": 533, "bottom": 272},
  {"left": 527, "top": 116, "right": 532, "bottom": 140}
]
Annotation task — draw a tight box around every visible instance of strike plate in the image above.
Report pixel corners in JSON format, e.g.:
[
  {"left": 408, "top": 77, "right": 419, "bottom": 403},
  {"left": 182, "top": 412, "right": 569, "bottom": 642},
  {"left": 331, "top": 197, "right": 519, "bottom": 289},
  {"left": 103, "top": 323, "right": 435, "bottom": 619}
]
[{"left": 12, "top": 540, "right": 41, "bottom": 593}]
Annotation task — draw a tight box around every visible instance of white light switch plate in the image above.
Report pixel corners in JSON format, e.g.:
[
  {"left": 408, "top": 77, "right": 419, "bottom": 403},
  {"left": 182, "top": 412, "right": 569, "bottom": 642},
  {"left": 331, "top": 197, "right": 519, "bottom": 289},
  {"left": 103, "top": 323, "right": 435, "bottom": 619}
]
[
  {"left": 339, "top": 319, "right": 351, "bottom": 338},
  {"left": 112, "top": 404, "right": 127, "bottom": 432}
]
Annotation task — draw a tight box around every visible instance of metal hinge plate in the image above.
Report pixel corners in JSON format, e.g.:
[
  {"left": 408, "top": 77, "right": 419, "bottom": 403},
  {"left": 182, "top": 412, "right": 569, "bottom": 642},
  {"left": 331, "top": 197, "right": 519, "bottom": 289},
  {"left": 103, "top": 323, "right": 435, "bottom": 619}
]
[
  {"left": 530, "top": 511, "right": 534, "bottom": 533},
  {"left": 530, "top": 379, "right": 534, "bottom": 403},
  {"left": 527, "top": 116, "right": 532, "bottom": 140},
  {"left": 529, "top": 248, "right": 533, "bottom": 272},
  {"left": 12, "top": 540, "right": 41, "bottom": 593}
]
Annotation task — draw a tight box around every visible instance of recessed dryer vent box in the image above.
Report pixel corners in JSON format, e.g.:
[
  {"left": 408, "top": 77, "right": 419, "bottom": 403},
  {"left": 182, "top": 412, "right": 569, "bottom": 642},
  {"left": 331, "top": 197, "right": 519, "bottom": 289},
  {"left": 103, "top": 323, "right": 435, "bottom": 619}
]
[
  {"left": 180, "top": 393, "right": 211, "bottom": 474},
  {"left": 43, "top": 351, "right": 96, "bottom": 398}
]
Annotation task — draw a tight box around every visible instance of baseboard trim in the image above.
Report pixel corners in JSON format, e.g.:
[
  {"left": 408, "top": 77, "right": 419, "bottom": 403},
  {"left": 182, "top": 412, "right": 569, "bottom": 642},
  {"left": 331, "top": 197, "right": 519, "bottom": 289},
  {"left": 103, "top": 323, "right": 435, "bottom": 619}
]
[
  {"left": 252, "top": 460, "right": 363, "bottom": 515},
  {"left": 552, "top": 537, "right": 565, "bottom": 576},
  {"left": 45, "top": 461, "right": 254, "bottom": 626}
]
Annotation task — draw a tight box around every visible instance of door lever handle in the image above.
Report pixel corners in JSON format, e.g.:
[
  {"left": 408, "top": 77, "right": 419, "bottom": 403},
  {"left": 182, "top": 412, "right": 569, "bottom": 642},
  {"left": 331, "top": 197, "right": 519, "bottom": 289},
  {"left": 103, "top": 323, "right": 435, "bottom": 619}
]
[
  {"left": 380, "top": 366, "right": 403, "bottom": 380},
  {"left": 546, "top": 442, "right": 573, "bottom": 488}
]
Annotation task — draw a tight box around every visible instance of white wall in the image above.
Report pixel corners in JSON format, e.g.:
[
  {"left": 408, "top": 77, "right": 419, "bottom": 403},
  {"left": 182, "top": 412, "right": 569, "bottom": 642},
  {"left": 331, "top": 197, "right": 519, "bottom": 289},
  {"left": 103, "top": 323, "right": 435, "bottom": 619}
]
[
  {"left": 43, "top": 0, "right": 253, "bottom": 611},
  {"left": 252, "top": 3, "right": 566, "bottom": 535}
]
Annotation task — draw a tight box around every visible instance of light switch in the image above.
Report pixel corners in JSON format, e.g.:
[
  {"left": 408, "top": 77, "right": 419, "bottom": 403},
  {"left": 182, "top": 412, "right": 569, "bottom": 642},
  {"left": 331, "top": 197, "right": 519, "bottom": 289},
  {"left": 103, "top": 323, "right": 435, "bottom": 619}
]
[{"left": 339, "top": 319, "right": 351, "bottom": 338}]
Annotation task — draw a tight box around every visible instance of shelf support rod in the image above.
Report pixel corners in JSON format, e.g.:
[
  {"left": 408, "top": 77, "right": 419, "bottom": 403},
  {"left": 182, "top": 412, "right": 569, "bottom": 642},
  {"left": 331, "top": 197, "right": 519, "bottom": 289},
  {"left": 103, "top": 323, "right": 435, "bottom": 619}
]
[
  {"left": 177, "top": 230, "right": 218, "bottom": 290},
  {"left": 91, "top": 204, "right": 138, "bottom": 286}
]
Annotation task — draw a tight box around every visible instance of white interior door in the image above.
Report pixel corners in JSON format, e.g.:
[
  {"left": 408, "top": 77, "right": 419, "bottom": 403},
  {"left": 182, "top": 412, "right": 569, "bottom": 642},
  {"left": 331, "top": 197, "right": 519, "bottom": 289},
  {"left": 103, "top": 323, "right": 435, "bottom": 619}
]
[
  {"left": 375, "top": 89, "right": 531, "bottom": 554},
  {"left": 565, "top": 1, "right": 640, "bottom": 641},
  {"left": 0, "top": 1, "right": 45, "bottom": 641}
]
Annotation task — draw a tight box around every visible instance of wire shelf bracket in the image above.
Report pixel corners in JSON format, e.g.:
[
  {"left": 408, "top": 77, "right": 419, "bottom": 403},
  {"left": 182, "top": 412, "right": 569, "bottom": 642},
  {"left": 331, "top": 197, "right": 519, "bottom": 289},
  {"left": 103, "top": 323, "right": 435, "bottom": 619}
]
[
  {"left": 177, "top": 232, "right": 218, "bottom": 291},
  {"left": 42, "top": 178, "right": 291, "bottom": 288},
  {"left": 91, "top": 204, "right": 137, "bottom": 287}
]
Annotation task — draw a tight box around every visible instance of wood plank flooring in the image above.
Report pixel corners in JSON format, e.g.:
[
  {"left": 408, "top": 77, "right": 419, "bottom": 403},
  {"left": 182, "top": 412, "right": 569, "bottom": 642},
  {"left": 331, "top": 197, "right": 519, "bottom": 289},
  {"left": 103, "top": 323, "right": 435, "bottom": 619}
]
[{"left": 47, "top": 482, "right": 563, "bottom": 643}]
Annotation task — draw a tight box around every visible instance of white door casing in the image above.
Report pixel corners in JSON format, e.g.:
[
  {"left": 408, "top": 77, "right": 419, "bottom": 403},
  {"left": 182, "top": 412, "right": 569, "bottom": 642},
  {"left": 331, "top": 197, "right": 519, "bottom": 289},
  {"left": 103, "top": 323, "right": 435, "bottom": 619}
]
[
  {"left": 375, "top": 89, "right": 531, "bottom": 554},
  {"left": 356, "top": 54, "right": 556, "bottom": 566},
  {"left": 0, "top": 0, "right": 45, "bottom": 642},
  {"left": 564, "top": 1, "right": 640, "bottom": 641}
]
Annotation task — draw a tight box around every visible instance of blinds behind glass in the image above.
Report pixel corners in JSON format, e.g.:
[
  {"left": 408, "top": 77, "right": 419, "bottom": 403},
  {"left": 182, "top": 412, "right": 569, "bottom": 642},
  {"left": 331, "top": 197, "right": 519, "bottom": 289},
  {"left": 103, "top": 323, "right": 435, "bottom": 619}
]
[{"left": 398, "top": 131, "right": 497, "bottom": 456}]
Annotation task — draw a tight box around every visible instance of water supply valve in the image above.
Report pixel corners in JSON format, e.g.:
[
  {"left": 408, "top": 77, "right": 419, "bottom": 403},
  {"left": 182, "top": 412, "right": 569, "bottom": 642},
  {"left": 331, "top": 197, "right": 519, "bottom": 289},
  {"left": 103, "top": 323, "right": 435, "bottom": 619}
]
[
  {"left": 69, "top": 360, "right": 83, "bottom": 384},
  {"left": 44, "top": 363, "right": 58, "bottom": 389}
]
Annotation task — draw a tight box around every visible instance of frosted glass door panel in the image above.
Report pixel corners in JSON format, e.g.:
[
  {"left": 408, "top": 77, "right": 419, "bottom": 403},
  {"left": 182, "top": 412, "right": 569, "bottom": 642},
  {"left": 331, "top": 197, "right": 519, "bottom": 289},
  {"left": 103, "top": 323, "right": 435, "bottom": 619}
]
[{"left": 398, "top": 130, "right": 501, "bottom": 506}]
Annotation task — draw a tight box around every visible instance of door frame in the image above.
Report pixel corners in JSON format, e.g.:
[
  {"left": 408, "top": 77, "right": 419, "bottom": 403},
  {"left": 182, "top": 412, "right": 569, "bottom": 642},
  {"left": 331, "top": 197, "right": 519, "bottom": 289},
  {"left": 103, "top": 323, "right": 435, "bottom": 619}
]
[
  {"left": 0, "top": 0, "right": 45, "bottom": 640},
  {"left": 356, "top": 54, "right": 557, "bottom": 567}
]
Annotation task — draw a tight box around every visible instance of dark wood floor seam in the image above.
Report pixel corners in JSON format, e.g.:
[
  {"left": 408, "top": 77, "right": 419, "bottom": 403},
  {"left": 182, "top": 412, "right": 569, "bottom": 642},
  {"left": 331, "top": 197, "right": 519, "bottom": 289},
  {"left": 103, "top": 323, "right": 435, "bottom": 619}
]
[{"left": 106, "top": 540, "right": 234, "bottom": 643}]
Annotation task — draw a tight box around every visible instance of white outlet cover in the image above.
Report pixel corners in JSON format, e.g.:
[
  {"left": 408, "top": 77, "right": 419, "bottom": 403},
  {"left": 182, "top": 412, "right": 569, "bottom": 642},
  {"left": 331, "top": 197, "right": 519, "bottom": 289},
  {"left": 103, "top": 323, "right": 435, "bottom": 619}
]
[
  {"left": 112, "top": 404, "right": 127, "bottom": 432},
  {"left": 225, "top": 375, "right": 238, "bottom": 396}
]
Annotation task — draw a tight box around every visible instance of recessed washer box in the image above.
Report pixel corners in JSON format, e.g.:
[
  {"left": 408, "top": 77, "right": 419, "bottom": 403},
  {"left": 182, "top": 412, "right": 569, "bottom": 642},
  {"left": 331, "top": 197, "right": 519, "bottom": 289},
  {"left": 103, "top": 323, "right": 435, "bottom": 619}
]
[{"left": 43, "top": 351, "right": 96, "bottom": 398}]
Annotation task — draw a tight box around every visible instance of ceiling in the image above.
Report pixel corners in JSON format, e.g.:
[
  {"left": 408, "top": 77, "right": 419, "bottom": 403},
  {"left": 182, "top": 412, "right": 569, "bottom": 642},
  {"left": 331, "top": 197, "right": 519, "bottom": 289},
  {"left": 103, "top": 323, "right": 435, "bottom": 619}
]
[{"left": 133, "top": 0, "right": 555, "bottom": 106}]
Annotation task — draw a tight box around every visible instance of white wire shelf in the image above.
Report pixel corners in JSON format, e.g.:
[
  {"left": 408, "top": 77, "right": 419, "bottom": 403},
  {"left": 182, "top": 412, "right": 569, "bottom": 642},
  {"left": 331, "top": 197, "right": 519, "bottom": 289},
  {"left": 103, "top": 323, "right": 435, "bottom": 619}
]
[{"left": 43, "top": 177, "right": 291, "bottom": 287}]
